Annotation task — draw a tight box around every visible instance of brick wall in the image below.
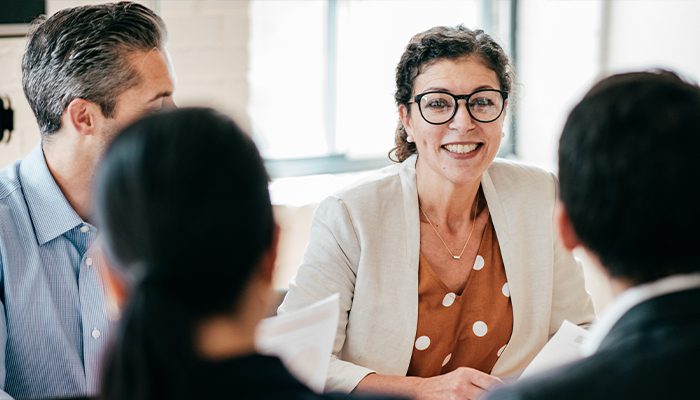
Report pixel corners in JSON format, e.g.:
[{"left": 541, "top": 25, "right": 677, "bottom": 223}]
[{"left": 0, "top": 0, "right": 250, "bottom": 168}]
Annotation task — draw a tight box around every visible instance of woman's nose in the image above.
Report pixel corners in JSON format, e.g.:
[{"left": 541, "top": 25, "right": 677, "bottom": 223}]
[{"left": 448, "top": 100, "right": 477, "bottom": 132}]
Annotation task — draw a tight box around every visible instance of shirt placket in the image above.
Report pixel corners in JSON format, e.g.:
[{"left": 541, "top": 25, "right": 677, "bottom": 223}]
[{"left": 76, "top": 223, "right": 110, "bottom": 394}]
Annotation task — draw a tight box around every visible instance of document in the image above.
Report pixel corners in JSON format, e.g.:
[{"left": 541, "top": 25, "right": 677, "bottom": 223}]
[
  {"left": 519, "top": 320, "right": 589, "bottom": 379},
  {"left": 256, "top": 294, "right": 339, "bottom": 393}
]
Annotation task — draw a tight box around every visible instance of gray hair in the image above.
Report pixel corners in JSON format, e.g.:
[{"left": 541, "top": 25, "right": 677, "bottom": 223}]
[{"left": 22, "top": 1, "right": 166, "bottom": 136}]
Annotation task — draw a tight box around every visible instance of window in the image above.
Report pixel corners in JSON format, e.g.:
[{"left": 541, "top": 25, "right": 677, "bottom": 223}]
[{"left": 250, "top": 0, "right": 514, "bottom": 177}]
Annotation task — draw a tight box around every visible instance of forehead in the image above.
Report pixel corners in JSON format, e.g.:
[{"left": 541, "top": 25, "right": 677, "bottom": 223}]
[
  {"left": 125, "top": 48, "right": 175, "bottom": 92},
  {"left": 413, "top": 56, "right": 500, "bottom": 93}
]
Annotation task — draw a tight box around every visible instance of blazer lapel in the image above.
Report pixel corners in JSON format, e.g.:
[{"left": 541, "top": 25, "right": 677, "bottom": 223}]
[{"left": 481, "top": 167, "right": 527, "bottom": 372}]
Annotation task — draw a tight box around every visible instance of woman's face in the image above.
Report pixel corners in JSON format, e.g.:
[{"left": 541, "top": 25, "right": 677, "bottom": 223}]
[{"left": 399, "top": 55, "right": 506, "bottom": 187}]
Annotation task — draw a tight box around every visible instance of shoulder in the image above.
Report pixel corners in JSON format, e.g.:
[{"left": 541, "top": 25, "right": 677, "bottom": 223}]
[
  {"left": 485, "top": 355, "right": 612, "bottom": 400},
  {"left": 0, "top": 160, "right": 22, "bottom": 201},
  {"left": 318, "top": 161, "right": 405, "bottom": 215},
  {"left": 487, "top": 340, "right": 699, "bottom": 400},
  {"left": 485, "top": 159, "right": 558, "bottom": 206},
  {"left": 487, "top": 158, "right": 556, "bottom": 188},
  {"left": 333, "top": 162, "right": 403, "bottom": 203}
]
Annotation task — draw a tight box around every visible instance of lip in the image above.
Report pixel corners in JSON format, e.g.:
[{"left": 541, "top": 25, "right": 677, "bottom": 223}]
[{"left": 441, "top": 142, "right": 483, "bottom": 159}]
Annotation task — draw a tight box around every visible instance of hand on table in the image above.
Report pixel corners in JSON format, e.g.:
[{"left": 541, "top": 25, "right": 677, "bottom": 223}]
[{"left": 414, "top": 367, "right": 503, "bottom": 400}]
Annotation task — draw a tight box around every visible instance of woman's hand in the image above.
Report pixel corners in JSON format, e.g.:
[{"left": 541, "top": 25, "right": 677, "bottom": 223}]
[
  {"left": 414, "top": 367, "right": 503, "bottom": 400},
  {"left": 356, "top": 368, "right": 503, "bottom": 400}
]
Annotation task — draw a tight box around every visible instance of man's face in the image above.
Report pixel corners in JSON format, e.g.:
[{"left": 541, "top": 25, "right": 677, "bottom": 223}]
[{"left": 99, "top": 48, "right": 175, "bottom": 143}]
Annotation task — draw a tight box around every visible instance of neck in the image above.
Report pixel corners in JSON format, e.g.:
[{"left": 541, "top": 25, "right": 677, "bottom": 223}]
[
  {"left": 195, "top": 278, "right": 271, "bottom": 360},
  {"left": 196, "top": 314, "right": 258, "bottom": 360},
  {"left": 416, "top": 162, "right": 482, "bottom": 227},
  {"left": 42, "top": 137, "right": 96, "bottom": 221}
]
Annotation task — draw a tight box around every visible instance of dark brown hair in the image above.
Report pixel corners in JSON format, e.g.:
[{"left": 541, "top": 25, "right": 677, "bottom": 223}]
[{"left": 390, "top": 25, "right": 513, "bottom": 162}]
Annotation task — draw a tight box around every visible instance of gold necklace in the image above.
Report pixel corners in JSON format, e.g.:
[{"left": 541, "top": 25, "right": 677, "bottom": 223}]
[{"left": 419, "top": 193, "right": 479, "bottom": 261}]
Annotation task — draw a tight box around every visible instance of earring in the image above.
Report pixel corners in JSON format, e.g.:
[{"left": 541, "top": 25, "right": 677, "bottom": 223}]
[{"left": 407, "top": 135, "right": 414, "bottom": 143}]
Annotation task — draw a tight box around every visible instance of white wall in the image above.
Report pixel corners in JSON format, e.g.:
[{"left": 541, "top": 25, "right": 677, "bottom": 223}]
[
  {"left": 516, "top": 0, "right": 700, "bottom": 171},
  {"left": 606, "top": 0, "right": 700, "bottom": 80},
  {"left": 516, "top": 0, "right": 604, "bottom": 172}
]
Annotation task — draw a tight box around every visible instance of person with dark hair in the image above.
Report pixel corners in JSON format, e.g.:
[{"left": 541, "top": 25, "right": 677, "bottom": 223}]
[
  {"left": 0, "top": 2, "right": 174, "bottom": 398},
  {"left": 485, "top": 70, "right": 700, "bottom": 400},
  {"left": 95, "top": 107, "right": 400, "bottom": 400},
  {"left": 279, "top": 25, "right": 594, "bottom": 399}
]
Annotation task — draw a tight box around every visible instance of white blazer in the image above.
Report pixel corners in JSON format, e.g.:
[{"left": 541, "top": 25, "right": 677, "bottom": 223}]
[{"left": 279, "top": 155, "right": 595, "bottom": 393}]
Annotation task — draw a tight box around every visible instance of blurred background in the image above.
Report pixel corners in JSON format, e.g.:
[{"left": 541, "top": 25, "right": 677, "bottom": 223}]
[{"left": 2, "top": 0, "right": 698, "bottom": 309}]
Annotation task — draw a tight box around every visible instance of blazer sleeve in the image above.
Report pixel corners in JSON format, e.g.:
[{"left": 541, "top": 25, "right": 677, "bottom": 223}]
[
  {"left": 278, "top": 196, "right": 375, "bottom": 393},
  {"left": 548, "top": 173, "right": 596, "bottom": 334}
]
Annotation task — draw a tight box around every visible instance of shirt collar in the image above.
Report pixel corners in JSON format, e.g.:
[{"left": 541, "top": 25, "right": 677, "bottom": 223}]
[
  {"left": 19, "top": 144, "right": 84, "bottom": 245},
  {"left": 582, "top": 272, "right": 700, "bottom": 356}
]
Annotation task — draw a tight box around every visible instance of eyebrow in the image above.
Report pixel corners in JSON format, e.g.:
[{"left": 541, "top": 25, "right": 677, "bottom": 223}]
[
  {"left": 422, "top": 84, "right": 497, "bottom": 93},
  {"left": 147, "top": 91, "right": 172, "bottom": 102}
]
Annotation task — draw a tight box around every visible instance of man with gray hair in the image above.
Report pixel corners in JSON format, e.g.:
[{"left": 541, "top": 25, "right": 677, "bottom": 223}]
[{"left": 0, "top": 2, "right": 174, "bottom": 398}]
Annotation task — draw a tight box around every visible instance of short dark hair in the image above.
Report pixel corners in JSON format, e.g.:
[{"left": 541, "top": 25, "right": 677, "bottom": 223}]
[
  {"left": 558, "top": 70, "right": 700, "bottom": 284},
  {"left": 391, "top": 25, "right": 513, "bottom": 162},
  {"left": 22, "top": 1, "right": 166, "bottom": 135},
  {"left": 96, "top": 108, "right": 274, "bottom": 399}
]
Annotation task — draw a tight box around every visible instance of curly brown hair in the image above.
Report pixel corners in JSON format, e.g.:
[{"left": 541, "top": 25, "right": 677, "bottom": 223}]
[{"left": 390, "top": 25, "right": 513, "bottom": 162}]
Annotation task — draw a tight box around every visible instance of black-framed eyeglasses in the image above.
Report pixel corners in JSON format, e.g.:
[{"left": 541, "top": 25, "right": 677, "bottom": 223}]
[{"left": 409, "top": 88, "right": 508, "bottom": 124}]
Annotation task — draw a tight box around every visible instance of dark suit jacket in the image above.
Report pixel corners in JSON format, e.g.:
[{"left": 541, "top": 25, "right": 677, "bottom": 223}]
[{"left": 485, "top": 287, "right": 700, "bottom": 400}]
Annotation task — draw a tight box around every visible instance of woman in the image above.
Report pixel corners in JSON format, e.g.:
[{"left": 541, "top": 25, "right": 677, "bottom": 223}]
[
  {"left": 279, "top": 26, "right": 595, "bottom": 399},
  {"left": 94, "top": 108, "right": 396, "bottom": 400}
]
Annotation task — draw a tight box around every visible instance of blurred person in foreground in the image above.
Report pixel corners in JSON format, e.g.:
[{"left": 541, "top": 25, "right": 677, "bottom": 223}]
[
  {"left": 0, "top": 2, "right": 173, "bottom": 398},
  {"left": 486, "top": 70, "right": 700, "bottom": 400},
  {"left": 94, "top": 108, "right": 402, "bottom": 400},
  {"left": 279, "top": 25, "right": 594, "bottom": 400}
]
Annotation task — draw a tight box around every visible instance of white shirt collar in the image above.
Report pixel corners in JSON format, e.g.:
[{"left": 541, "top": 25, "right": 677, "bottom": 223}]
[{"left": 582, "top": 272, "right": 700, "bottom": 356}]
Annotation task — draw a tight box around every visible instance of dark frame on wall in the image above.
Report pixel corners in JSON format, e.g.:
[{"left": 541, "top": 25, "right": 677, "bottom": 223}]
[{"left": 0, "top": 0, "right": 45, "bottom": 38}]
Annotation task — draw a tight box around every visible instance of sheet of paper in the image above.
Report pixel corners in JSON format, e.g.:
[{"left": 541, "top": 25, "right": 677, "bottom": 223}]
[
  {"left": 255, "top": 294, "right": 339, "bottom": 393},
  {"left": 519, "top": 320, "right": 589, "bottom": 379}
]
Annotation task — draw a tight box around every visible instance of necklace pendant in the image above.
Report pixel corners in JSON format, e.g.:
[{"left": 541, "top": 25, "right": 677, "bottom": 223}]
[{"left": 452, "top": 255, "right": 461, "bottom": 260}]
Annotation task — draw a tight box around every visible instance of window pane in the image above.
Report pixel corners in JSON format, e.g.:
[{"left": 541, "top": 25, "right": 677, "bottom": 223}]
[
  {"left": 335, "top": 0, "right": 480, "bottom": 158},
  {"left": 249, "top": 0, "right": 508, "bottom": 162},
  {"left": 249, "top": 0, "right": 328, "bottom": 159}
]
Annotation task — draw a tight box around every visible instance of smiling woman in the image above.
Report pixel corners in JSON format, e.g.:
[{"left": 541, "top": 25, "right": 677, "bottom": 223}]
[{"left": 279, "top": 25, "right": 595, "bottom": 400}]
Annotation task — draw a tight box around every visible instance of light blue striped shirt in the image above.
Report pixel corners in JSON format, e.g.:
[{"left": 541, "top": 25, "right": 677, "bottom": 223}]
[{"left": 0, "top": 145, "right": 111, "bottom": 399}]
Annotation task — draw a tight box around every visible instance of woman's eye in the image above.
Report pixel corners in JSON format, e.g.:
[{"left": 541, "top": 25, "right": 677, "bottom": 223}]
[{"left": 424, "top": 97, "right": 452, "bottom": 110}]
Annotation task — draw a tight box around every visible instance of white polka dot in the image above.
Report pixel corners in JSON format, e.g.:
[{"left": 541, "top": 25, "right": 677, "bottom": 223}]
[
  {"left": 442, "top": 353, "right": 452, "bottom": 367},
  {"left": 497, "top": 344, "right": 507, "bottom": 357},
  {"left": 502, "top": 282, "right": 510, "bottom": 297},
  {"left": 473, "top": 255, "right": 485, "bottom": 270},
  {"left": 442, "top": 292, "right": 456, "bottom": 307},
  {"left": 472, "top": 321, "right": 488, "bottom": 337},
  {"left": 415, "top": 336, "right": 431, "bottom": 350}
]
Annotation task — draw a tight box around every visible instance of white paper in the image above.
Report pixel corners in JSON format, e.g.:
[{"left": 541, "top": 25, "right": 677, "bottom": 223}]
[
  {"left": 255, "top": 294, "right": 339, "bottom": 393},
  {"left": 519, "top": 320, "right": 589, "bottom": 379}
]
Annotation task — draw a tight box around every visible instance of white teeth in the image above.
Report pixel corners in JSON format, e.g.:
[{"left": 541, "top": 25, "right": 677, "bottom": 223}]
[{"left": 444, "top": 143, "right": 478, "bottom": 154}]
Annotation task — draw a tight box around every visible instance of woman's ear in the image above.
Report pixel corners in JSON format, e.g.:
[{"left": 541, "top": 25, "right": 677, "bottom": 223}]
[
  {"left": 64, "top": 98, "right": 103, "bottom": 136},
  {"left": 555, "top": 202, "right": 581, "bottom": 251},
  {"left": 398, "top": 104, "right": 414, "bottom": 139}
]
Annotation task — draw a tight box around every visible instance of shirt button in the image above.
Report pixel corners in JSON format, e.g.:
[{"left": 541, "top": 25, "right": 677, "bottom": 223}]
[
  {"left": 91, "top": 328, "right": 101, "bottom": 339},
  {"left": 80, "top": 225, "right": 90, "bottom": 233},
  {"left": 85, "top": 257, "right": 93, "bottom": 267}
]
